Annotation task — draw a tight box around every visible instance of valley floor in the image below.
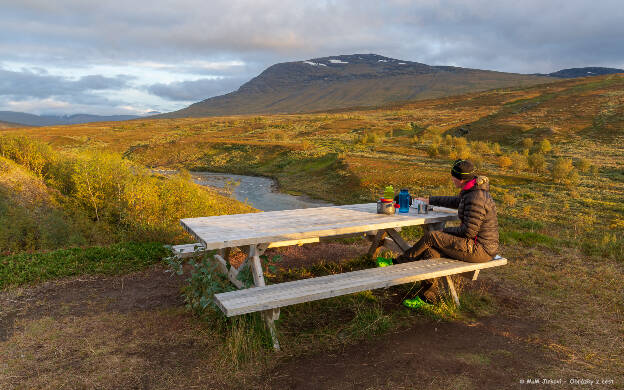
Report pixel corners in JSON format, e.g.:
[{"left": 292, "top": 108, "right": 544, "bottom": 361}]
[{"left": 1, "top": 240, "right": 621, "bottom": 389}]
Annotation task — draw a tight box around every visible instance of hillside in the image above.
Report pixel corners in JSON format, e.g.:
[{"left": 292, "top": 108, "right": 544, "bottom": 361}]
[
  {"left": 0, "top": 120, "right": 23, "bottom": 129},
  {"left": 161, "top": 54, "right": 554, "bottom": 118},
  {"left": 0, "top": 111, "right": 141, "bottom": 127}
]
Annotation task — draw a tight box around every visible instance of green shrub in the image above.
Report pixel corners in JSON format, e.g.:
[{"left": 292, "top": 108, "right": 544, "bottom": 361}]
[
  {"left": 453, "top": 137, "right": 468, "bottom": 148},
  {"left": 471, "top": 154, "right": 484, "bottom": 169},
  {"left": 0, "top": 136, "right": 255, "bottom": 247},
  {"left": 456, "top": 144, "right": 471, "bottom": 160},
  {"left": 527, "top": 153, "right": 547, "bottom": 173},
  {"left": 502, "top": 192, "right": 517, "bottom": 207},
  {"left": 522, "top": 138, "right": 534, "bottom": 149},
  {"left": 0, "top": 135, "right": 54, "bottom": 176},
  {"left": 539, "top": 139, "right": 552, "bottom": 153},
  {"left": 576, "top": 158, "right": 591, "bottom": 173},
  {"left": 427, "top": 144, "right": 439, "bottom": 157},
  {"left": 498, "top": 155, "right": 512, "bottom": 169},
  {"left": 471, "top": 140, "right": 491, "bottom": 155},
  {"left": 551, "top": 157, "right": 575, "bottom": 184},
  {"left": 358, "top": 131, "right": 385, "bottom": 144},
  {"left": 509, "top": 151, "right": 527, "bottom": 172}
]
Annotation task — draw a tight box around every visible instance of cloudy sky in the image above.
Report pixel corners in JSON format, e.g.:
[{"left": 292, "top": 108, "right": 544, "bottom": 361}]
[{"left": 1, "top": 0, "right": 622, "bottom": 115}]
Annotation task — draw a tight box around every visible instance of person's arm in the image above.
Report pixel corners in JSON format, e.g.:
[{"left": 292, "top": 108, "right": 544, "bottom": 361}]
[
  {"left": 443, "top": 193, "right": 486, "bottom": 238},
  {"left": 428, "top": 195, "right": 461, "bottom": 209}
]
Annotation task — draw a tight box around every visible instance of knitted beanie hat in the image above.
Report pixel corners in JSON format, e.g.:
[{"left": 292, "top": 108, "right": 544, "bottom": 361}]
[{"left": 451, "top": 159, "right": 476, "bottom": 180}]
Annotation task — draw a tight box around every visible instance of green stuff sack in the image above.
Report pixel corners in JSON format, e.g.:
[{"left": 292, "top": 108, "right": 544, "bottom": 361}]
[
  {"left": 376, "top": 256, "right": 393, "bottom": 267},
  {"left": 403, "top": 296, "right": 430, "bottom": 309}
]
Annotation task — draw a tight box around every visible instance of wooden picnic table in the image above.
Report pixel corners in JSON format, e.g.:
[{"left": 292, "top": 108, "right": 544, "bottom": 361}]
[{"left": 179, "top": 203, "right": 461, "bottom": 349}]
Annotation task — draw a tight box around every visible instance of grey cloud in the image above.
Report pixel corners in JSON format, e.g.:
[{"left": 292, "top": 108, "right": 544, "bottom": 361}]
[
  {"left": 1, "top": 0, "right": 623, "bottom": 115},
  {"left": 0, "top": 68, "right": 132, "bottom": 99},
  {"left": 2, "top": 0, "right": 623, "bottom": 74},
  {"left": 146, "top": 77, "right": 247, "bottom": 101}
]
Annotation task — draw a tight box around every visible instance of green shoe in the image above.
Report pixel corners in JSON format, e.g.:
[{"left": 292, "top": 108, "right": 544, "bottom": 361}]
[
  {"left": 376, "top": 256, "right": 393, "bottom": 267},
  {"left": 403, "top": 296, "right": 430, "bottom": 309}
]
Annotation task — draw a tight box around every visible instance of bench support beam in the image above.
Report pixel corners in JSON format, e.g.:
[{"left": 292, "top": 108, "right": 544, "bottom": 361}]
[
  {"left": 459, "top": 269, "right": 479, "bottom": 281},
  {"left": 442, "top": 275, "right": 460, "bottom": 307}
]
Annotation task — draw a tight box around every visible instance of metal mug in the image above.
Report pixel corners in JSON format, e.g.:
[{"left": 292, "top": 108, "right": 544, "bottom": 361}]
[{"left": 377, "top": 200, "right": 395, "bottom": 215}]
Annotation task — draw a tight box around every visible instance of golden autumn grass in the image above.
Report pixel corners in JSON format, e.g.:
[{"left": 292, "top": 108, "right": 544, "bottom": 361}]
[{"left": 1, "top": 73, "right": 623, "bottom": 388}]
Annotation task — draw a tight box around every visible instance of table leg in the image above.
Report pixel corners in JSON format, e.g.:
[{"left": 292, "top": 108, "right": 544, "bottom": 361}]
[
  {"left": 385, "top": 228, "right": 412, "bottom": 253},
  {"left": 248, "top": 244, "right": 281, "bottom": 351},
  {"left": 367, "top": 230, "right": 387, "bottom": 257}
]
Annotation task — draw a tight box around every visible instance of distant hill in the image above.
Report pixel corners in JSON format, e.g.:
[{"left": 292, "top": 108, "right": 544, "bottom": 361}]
[
  {"left": 160, "top": 54, "right": 555, "bottom": 118},
  {"left": 542, "top": 67, "right": 624, "bottom": 78},
  {"left": 0, "top": 120, "right": 24, "bottom": 129},
  {"left": 0, "top": 111, "right": 141, "bottom": 127}
]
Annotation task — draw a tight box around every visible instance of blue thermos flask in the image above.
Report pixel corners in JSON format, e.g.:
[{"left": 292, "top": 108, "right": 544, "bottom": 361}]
[{"left": 398, "top": 189, "right": 411, "bottom": 213}]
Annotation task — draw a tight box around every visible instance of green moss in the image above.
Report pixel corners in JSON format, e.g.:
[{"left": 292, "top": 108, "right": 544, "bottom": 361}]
[
  {"left": 500, "top": 231, "right": 559, "bottom": 248},
  {"left": 0, "top": 242, "right": 169, "bottom": 290}
]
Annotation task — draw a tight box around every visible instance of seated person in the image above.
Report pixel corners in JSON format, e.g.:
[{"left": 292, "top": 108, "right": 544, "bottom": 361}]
[{"left": 397, "top": 159, "right": 499, "bottom": 303}]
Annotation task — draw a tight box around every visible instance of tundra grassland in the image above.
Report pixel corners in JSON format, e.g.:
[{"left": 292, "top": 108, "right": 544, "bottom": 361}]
[{"left": 1, "top": 74, "right": 623, "bottom": 388}]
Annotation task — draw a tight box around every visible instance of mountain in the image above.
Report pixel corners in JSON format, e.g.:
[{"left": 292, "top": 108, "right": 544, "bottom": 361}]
[
  {"left": 160, "top": 54, "right": 555, "bottom": 118},
  {"left": 543, "top": 67, "right": 624, "bottom": 78},
  {"left": 0, "top": 111, "right": 141, "bottom": 127}
]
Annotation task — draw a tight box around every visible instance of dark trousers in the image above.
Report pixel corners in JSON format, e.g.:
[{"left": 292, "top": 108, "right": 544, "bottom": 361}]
[{"left": 396, "top": 230, "right": 493, "bottom": 264}]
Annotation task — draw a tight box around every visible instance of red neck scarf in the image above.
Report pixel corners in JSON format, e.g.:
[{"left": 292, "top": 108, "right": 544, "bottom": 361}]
[{"left": 462, "top": 178, "right": 477, "bottom": 191}]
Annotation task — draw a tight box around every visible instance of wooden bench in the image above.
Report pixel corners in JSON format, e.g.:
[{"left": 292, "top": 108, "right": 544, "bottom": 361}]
[{"left": 214, "top": 257, "right": 508, "bottom": 317}]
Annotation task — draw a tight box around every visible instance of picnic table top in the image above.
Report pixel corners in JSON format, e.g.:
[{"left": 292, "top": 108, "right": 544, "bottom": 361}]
[{"left": 180, "top": 203, "right": 459, "bottom": 250}]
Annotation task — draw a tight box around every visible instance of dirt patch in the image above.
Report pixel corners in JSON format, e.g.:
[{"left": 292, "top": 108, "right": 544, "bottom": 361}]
[
  {"left": 0, "top": 266, "right": 186, "bottom": 341},
  {"left": 261, "top": 314, "right": 553, "bottom": 390}
]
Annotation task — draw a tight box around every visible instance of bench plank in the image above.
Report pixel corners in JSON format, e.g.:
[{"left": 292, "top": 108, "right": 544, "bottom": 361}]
[{"left": 214, "top": 258, "right": 507, "bottom": 316}]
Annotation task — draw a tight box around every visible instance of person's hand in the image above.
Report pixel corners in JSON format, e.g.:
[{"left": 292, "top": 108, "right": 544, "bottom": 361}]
[{"left": 414, "top": 197, "right": 429, "bottom": 205}]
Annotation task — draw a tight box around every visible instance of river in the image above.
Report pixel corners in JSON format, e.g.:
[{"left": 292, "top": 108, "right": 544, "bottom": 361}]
[{"left": 191, "top": 172, "right": 333, "bottom": 211}]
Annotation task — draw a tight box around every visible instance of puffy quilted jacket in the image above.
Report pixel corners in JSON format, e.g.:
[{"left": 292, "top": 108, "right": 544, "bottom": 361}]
[{"left": 429, "top": 176, "right": 499, "bottom": 255}]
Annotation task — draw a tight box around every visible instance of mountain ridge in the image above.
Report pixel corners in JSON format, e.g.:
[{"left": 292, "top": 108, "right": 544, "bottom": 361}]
[
  {"left": 0, "top": 111, "right": 142, "bottom": 127},
  {"left": 160, "top": 54, "right": 556, "bottom": 118},
  {"left": 540, "top": 67, "right": 624, "bottom": 78}
]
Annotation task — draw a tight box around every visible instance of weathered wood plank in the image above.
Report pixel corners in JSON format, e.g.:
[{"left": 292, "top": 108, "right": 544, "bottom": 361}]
[
  {"left": 181, "top": 203, "right": 458, "bottom": 251},
  {"left": 171, "top": 243, "right": 206, "bottom": 259},
  {"left": 268, "top": 238, "right": 319, "bottom": 248},
  {"left": 214, "top": 258, "right": 507, "bottom": 316}
]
